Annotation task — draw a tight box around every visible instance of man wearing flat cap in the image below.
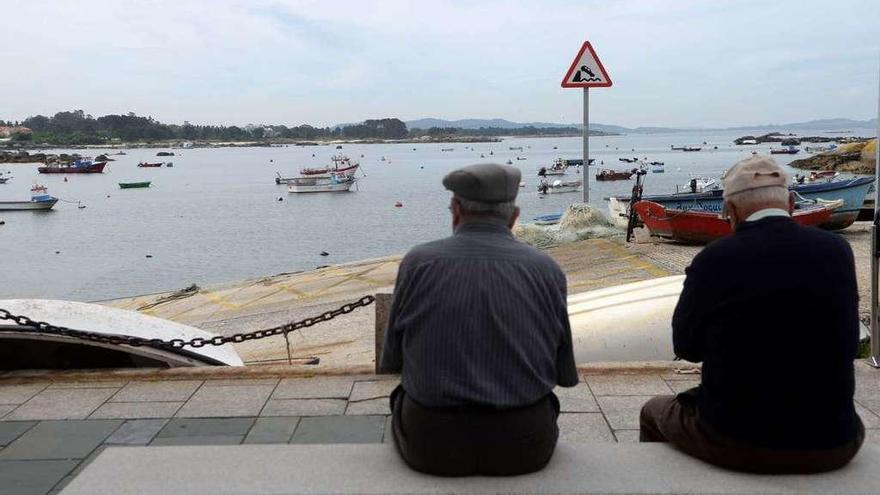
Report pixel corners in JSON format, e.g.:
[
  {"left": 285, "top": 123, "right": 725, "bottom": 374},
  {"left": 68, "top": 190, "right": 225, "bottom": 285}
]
[
  {"left": 381, "top": 163, "right": 578, "bottom": 476},
  {"left": 640, "top": 155, "right": 864, "bottom": 473}
]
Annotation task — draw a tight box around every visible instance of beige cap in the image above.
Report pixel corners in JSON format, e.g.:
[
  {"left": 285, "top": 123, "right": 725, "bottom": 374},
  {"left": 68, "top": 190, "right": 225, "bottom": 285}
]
[
  {"left": 722, "top": 155, "right": 789, "bottom": 199},
  {"left": 443, "top": 163, "right": 522, "bottom": 203}
]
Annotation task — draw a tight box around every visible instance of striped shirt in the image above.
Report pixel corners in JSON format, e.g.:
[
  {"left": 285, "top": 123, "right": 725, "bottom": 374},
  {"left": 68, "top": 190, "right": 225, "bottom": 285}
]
[{"left": 381, "top": 219, "right": 579, "bottom": 409}]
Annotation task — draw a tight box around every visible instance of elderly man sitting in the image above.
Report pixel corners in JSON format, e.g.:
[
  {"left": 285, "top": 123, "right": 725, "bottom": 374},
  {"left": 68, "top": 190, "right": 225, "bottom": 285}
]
[
  {"left": 640, "top": 156, "right": 864, "bottom": 473},
  {"left": 381, "top": 163, "right": 578, "bottom": 477}
]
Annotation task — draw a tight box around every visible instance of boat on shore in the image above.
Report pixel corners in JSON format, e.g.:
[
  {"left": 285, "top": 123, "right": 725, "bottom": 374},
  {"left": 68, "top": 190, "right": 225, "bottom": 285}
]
[
  {"left": 596, "top": 169, "right": 634, "bottom": 181},
  {"left": 0, "top": 184, "right": 58, "bottom": 211},
  {"left": 533, "top": 213, "right": 563, "bottom": 225},
  {"left": 287, "top": 173, "right": 357, "bottom": 193},
  {"left": 633, "top": 200, "right": 840, "bottom": 244},
  {"left": 138, "top": 162, "right": 164, "bottom": 168},
  {"left": 119, "top": 181, "right": 152, "bottom": 189},
  {"left": 607, "top": 176, "right": 874, "bottom": 231},
  {"left": 38, "top": 159, "right": 106, "bottom": 174},
  {"left": 538, "top": 179, "right": 582, "bottom": 194}
]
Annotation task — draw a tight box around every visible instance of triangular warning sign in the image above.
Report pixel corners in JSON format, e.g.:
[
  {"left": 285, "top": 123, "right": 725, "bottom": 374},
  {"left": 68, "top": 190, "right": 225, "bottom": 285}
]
[{"left": 561, "top": 41, "right": 612, "bottom": 88}]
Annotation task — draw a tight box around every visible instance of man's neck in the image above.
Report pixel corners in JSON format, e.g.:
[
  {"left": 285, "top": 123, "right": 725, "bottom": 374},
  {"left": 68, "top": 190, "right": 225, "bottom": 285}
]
[
  {"left": 745, "top": 208, "right": 791, "bottom": 222},
  {"left": 454, "top": 217, "right": 511, "bottom": 234}
]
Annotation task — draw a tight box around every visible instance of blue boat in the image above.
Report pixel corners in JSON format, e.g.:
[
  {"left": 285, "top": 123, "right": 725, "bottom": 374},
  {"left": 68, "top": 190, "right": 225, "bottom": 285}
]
[
  {"left": 608, "top": 177, "right": 873, "bottom": 231},
  {"left": 533, "top": 213, "right": 563, "bottom": 225}
]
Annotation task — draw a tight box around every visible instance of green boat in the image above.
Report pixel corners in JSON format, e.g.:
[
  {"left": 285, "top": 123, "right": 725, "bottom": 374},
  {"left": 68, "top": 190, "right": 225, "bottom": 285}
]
[{"left": 118, "top": 181, "right": 151, "bottom": 189}]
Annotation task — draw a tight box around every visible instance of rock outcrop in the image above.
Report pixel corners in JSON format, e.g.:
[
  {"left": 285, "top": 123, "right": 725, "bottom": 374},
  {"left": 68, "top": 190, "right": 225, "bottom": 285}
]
[{"left": 789, "top": 139, "right": 877, "bottom": 175}]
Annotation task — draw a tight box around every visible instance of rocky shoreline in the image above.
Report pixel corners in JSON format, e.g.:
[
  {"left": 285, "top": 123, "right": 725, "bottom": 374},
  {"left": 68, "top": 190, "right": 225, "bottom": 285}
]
[{"left": 789, "top": 139, "right": 877, "bottom": 175}]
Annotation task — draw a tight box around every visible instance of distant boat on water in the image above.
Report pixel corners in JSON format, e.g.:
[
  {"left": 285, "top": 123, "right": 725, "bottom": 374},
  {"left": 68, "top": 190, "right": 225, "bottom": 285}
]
[
  {"left": 119, "top": 181, "right": 152, "bottom": 189},
  {"left": 0, "top": 184, "right": 57, "bottom": 211},
  {"left": 138, "top": 162, "right": 164, "bottom": 168},
  {"left": 38, "top": 158, "right": 106, "bottom": 174},
  {"left": 671, "top": 145, "right": 702, "bottom": 152},
  {"left": 300, "top": 155, "right": 360, "bottom": 177},
  {"left": 288, "top": 173, "right": 356, "bottom": 193},
  {"left": 156, "top": 151, "right": 175, "bottom": 157},
  {"left": 770, "top": 146, "right": 800, "bottom": 155}
]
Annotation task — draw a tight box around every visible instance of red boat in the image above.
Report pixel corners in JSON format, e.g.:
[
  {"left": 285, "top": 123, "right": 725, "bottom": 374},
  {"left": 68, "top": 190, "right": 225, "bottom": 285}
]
[
  {"left": 138, "top": 162, "right": 164, "bottom": 168},
  {"left": 633, "top": 200, "right": 839, "bottom": 244},
  {"left": 596, "top": 169, "right": 634, "bottom": 181},
  {"left": 38, "top": 160, "right": 106, "bottom": 174}
]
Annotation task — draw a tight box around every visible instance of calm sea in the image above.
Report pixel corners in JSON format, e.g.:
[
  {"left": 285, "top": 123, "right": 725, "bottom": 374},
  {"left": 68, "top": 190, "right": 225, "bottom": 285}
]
[{"left": 0, "top": 129, "right": 873, "bottom": 301}]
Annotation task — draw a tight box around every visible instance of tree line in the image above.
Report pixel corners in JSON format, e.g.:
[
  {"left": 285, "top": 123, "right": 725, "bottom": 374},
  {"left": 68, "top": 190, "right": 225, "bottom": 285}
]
[{"left": 2, "top": 110, "right": 589, "bottom": 145}]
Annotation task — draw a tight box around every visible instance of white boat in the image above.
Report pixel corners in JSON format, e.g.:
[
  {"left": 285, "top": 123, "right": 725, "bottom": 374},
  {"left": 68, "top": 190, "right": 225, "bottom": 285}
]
[
  {"left": 288, "top": 174, "right": 356, "bottom": 193},
  {"left": 0, "top": 184, "right": 58, "bottom": 211},
  {"left": 0, "top": 299, "right": 243, "bottom": 368},
  {"left": 568, "top": 275, "right": 869, "bottom": 363},
  {"left": 681, "top": 177, "right": 717, "bottom": 193},
  {"left": 538, "top": 179, "right": 582, "bottom": 194},
  {"left": 538, "top": 159, "right": 569, "bottom": 176}
]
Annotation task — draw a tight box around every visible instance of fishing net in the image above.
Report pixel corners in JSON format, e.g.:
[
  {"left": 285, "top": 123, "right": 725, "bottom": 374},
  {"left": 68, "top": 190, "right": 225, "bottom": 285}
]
[{"left": 514, "top": 203, "right": 618, "bottom": 249}]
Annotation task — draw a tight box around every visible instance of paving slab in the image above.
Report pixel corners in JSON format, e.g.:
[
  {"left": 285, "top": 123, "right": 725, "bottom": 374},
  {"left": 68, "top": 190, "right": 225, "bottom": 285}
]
[
  {"left": 47, "top": 381, "right": 127, "bottom": 389},
  {"left": 111, "top": 381, "right": 202, "bottom": 403},
  {"left": 349, "top": 379, "right": 399, "bottom": 402},
  {"left": 202, "top": 378, "right": 280, "bottom": 387},
  {"left": 89, "top": 401, "right": 182, "bottom": 420},
  {"left": 262, "top": 399, "right": 347, "bottom": 417},
  {"left": 0, "top": 405, "right": 14, "bottom": 420},
  {"left": 0, "top": 384, "right": 48, "bottom": 405},
  {"left": 157, "top": 418, "right": 256, "bottom": 438},
  {"left": 855, "top": 401, "right": 880, "bottom": 429},
  {"left": 346, "top": 398, "right": 390, "bottom": 415},
  {"left": 0, "top": 420, "right": 121, "bottom": 460},
  {"left": 291, "top": 415, "right": 385, "bottom": 444},
  {"left": 557, "top": 413, "right": 614, "bottom": 442},
  {"left": 596, "top": 396, "right": 653, "bottom": 430},
  {"left": 382, "top": 415, "right": 393, "bottom": 444},
  {"left": 176, "top": 385, "right": 274, "bottom": 418},
  {"left": 0, "top": 459, "right": 78, "bottom": 495},
  {"left": 62, "top": 443, "right": 880, "bottom": 495},
  {"left": 554, "top": 384, "right": 599, "bottom": 413},
  {"left": 0, "top": 422, "right": 36, "bottom": 447},
  {"left": 151, "top": 436, "right": 244, "bottom": 446},
  {"left": 665, "top": 379, "right": 700, "bottom": 394},
  {"left": 586, "top": 374, "right": 672, "bottom": 396},
  {"left": 244, "top": 417, "right": 300, "bottom": 444},
  {"left": 272, "top": 377, "right": 355, "bottom": 400},
  {"left": 614, "top": 430, "right": 641, "bottom": 443},
  {"left": 104, "top": 420, "right": 169, "bottom": 445},
  {"left": 6, "top": 389, "right": 117, "bottom": 421}
]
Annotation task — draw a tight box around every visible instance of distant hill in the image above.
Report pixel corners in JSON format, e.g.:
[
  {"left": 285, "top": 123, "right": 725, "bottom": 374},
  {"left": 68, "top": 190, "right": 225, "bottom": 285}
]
[{"left": 403, "top": 117, "right": 878, "bottom": 135}]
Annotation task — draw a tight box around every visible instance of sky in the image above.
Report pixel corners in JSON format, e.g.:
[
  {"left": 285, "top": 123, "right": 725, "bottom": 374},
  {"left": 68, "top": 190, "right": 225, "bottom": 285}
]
[{"left": 1, "top": 0, "right": 879, "bottom": 128}]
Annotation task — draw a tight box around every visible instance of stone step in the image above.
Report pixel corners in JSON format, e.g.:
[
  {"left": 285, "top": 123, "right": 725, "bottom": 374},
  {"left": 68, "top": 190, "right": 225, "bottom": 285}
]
[{"left": 60, "top": 443, "right": 880, "bottom": 494}]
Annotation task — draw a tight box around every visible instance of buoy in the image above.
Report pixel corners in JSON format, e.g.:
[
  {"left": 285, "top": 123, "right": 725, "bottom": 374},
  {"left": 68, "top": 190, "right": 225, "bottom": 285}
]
[
  {"left": 55, "top": 250, "right": 60, "bottom": 254},
  {"left": 146, "top": 254, "right": 153, "bottom": 258},
  {"left": 0, "top": 220, "right": 5, "bottom": 225},
  {"left": 106, "top": 195, "right": 111, "bottom": 198},
  {"left": 394, "top": 201, "right": 403, "bottom": 208},
  {"left": 312, "top": 153, "right": 315, "bottom": 157},
  {"left": 320, "top": 251, "right": 329, "bottom": 256},
  {"left": 63, "top": 177, "right": 68, "bottom": 182},
  {"left": 270, "top": 159, "right": 273, "bottom": 163},
  {"left": 419, "top": 166, "right": 424, "bottom": 169},
  {"left": 277, "top": 197, "right": 283, "bottom": 202}
]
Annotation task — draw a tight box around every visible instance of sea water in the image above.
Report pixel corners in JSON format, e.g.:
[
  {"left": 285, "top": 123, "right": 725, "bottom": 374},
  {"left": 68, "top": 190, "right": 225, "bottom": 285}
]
[{"left": 0, "top": 128, "right": 872, "bottom": 301}]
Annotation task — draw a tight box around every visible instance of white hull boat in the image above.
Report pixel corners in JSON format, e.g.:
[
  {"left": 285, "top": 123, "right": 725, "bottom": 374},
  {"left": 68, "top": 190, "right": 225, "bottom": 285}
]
[
  {"left": 287, "top": 175, "right": 356, "bottom": 193},
  {"left": 567, "top": 275, "right": 869, "bottom": 363},
  {"left": 0, "top": 299, "right": 243, "bottom": 368},
  {"left": 0, "top": 199, "right": 57, "bottom": 211},
  {"left": 538, "top": 180, "right": 582, "bottom": 195}
]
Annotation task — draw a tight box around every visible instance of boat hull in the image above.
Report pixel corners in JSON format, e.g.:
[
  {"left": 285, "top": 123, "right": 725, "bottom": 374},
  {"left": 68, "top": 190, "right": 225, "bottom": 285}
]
[
  {"left": 38, "top": 162, "right": 106, "bottom": 174},
  {"left": 119, "top": 182, "right": 151, "bottom": 189},
  {"left": 0, "top": 199, "right": 57, "bottom": 211},
  {"left": 608, "top": 177, "right": 873, "bottom": 231},
  {"left": 634, "top": 201, "right": 833, "bottom": 244},
  {"left": 288, "top": 181, "right": 355, "bottom": 193}
]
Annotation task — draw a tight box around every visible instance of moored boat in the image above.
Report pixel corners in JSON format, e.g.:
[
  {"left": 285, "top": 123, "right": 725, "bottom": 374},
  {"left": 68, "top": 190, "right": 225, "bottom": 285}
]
[
  {"left": 607, "top": 176, "right": 874, "bottom": 231},
  {"left": 533, "top": 213, "right": 563, "bottom": 225},
  {"left": 287, "top": 173, "right": 356, "bottom": 193},
  {"left": 538, "top": 179, "right": 582, "bottom": 194},
  {"left": 596, "top": 169, "right": 634, "bottom": 181},
  {"left": 138, "top": 162, "right": 164, "bottom": 168},
  {"left": 770, "top": 146, "right": 800, "bottom": 155},
  {"left": 538, "top": 159, "right": 569, "bottom": 176},
  {"left": 671, "top": 145, "right": 702, "bottom": 152},
  {"left": 619, "top": 157, "right": 639, "bottom": 163},
  {"left": 119, "top": 181, "right": 152, "bottom": 189},
  {"left": 0, "top": 174, "right": 10, "bottom": 184},
  {"left": 633, "top": 200, "right": 839, "bottom": 244},
  {"left": 0, "top": 184, "right": 58, "bottom": 211},
  {"left": 299, "top": 155, "right": 360, "bottom": 177},
  {"left": 38, "top": 159, "right": 106, "bottom": 174}
]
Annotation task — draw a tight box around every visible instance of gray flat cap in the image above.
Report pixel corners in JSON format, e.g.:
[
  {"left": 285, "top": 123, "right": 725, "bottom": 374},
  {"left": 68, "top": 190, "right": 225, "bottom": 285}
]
[{"left": 442, "top": 163, "right": 521, "bottom": 203}]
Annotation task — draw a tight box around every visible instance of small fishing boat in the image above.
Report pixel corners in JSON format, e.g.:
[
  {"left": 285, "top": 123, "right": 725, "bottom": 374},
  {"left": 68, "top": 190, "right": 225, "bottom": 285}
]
[
  {"left": 770, "top": 146, "right": 800, "bottom": 155},
  {"left": 671, "top": 145, "right": 702, "bottom": 152},
  {"left": 596, "top": 169, "right": 634, "bottom": 181},
  {"left": 533, "top": 213, "right": 563, "bottom": 225},
  {"left": 441, "top": 148, "right": 454, "bottom": 152},
  {"left": 538, "top": 160, "right": 568, "bottom": 176},
  {"left": 805, "top": 144, "right": 838, "bottom": 154},
  {"left": 138, "top": 162, "right": 164, "bottom": 168},
  {"left": 509, "top": 146, "right": 523, "bottom": 151},
  {"left": 634, "top": 200, "right": 840, "bottom": 244},
  {"left": 157, "top": 151, "right": 175, "bottom": 157},
  {"left": 0, "top": 174, "right": 10, "bottom": 184},
  {"left": 681, "top": 177, "right": 718, "bottom": 193},
  {"left": 119, "top": 181, "right": 152, "bottom": 189},
  {"left": 619, "top": 157, "right": 639, "bottom": 163},
  {"left": 538, "top": 179, "right": 582, "bottom": 195},
  {"left": 287, "top": 173, "right": 356, "bottom": 193},
  {"left": 650, "top": 161, "right": 665, "bottom": 173},
  {"left": 38, "top": 159, "right": 106, "bottom": 174},
  {"left": 0, "top": 184, "right": 58, "bottom": 211},
  {"left": 165, "top": 162, "right": 173, "bottom": 167},
  {"left": 516, "top": 156, "right": 527, "bottom": 161}
]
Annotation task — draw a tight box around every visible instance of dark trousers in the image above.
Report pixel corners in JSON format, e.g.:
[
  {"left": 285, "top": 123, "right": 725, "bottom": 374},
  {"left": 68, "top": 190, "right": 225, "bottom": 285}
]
[
  {"left": 389, "top": 385, "right": 560, "bottom": 476},
  {"left": 639, "top": 389, "right": 865, "bottom": 474}
]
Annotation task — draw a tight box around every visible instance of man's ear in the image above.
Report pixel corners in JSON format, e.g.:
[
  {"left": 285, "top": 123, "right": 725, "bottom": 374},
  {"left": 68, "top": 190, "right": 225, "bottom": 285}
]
[
  {"left": 508, "top": 207, "right": 520, "bottom": 229},
  {"left": 725, "top": 200, "right": 738, "bottom": 227}
]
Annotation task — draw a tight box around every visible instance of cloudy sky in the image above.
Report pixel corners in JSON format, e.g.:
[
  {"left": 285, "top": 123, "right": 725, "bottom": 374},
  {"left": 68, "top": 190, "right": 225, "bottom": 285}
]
[{"left": 2, "top": 0, "right": 878, "bottom": 128}]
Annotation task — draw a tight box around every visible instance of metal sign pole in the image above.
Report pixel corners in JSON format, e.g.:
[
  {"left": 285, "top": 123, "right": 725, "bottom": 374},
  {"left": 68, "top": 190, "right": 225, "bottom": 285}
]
[
  {"left": 583, "top": 87, "right": 590, "bottom": 204},
  {"left": 871, "top": 55, "right": 880, "bottom": 367}
]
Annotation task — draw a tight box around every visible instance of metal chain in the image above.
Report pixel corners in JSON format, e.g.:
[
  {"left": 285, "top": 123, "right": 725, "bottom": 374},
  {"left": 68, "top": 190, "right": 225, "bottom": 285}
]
[{"left": 0, "top": 295, "right": 375, "bottom": 351}]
